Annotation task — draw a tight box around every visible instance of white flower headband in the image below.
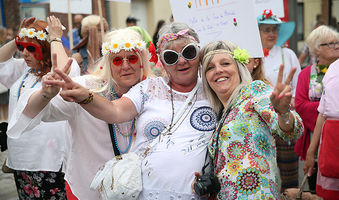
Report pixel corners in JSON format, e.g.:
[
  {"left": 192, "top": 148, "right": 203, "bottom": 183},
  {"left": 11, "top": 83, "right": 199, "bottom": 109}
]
[
  {"left": 101, "top": 40, "right": 146, "bottom": 56},
  {"left": 18, "top": 28, "right": 48, "bottom": 41}
]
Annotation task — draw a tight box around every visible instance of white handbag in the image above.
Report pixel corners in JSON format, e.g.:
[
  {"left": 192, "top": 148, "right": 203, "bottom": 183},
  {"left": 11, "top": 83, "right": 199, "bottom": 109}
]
[{"left": 90, "top": 152, "right": 142, "bottom": 200}]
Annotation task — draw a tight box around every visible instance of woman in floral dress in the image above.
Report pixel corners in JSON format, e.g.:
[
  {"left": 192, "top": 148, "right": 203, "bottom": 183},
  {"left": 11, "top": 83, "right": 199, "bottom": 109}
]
[{"left": 198, "top": 40, "right": 303, "bottom": 199}]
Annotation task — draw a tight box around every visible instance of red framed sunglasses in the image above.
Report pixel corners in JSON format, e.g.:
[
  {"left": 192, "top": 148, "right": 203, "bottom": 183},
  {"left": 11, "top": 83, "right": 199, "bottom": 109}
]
[
  {"left": 15, "top": 36, "right": 43, "bottom": 60},
  {"left": 112, "top": 55, "right": 139, "bottom": 66}
]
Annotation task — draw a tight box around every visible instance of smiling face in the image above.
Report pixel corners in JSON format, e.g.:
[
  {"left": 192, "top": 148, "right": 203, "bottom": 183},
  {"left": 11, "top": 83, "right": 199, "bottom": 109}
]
[
  {"left": 205, "top": 53, "right": 240, "bottom": 104},
  {"left": 110, "top": 50, "right": 141, "bottom": 94},
  {"left": 259, "top": 24, "right": 278, "bottom": 50},
  {"left": 161, "top": 39, "right": 199, "bottom": 92}
]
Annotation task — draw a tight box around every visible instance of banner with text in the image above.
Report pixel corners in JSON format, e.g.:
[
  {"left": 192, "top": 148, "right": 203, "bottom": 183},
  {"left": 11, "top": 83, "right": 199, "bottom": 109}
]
[
  {"left": 170, "top": 0, "right": 263, "bottom": 57},
  {"left": 50, "top": 0, "right": 92, "bottom": 14}
]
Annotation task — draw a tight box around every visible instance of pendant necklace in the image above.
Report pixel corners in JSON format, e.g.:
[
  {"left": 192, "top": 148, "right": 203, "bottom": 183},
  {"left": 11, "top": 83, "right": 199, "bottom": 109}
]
[{"left": 17, "top": 68, "right": 40, "bottom": 101}]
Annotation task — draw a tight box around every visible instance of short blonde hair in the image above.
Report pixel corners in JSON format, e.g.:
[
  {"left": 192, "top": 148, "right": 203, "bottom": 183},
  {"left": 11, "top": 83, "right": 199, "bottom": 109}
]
[
  {"left": 87, "top": 28, "right": 149, "bottom": 93},
  {"left": 306, "top": 25, "right": 339, "bottom": 56},
  {"left": 200, "top": 41, "right": 252, "bottom": 113}
]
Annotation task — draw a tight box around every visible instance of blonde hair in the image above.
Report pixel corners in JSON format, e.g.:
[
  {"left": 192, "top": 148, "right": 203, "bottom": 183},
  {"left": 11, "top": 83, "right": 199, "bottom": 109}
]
[
  {"left": 86, "top": 28, "right": 149, "bottom": 93},
  {"left": 200, "top": 41, "right": 252, "bottom": 113},
  {"left": 251, "top": 58, "right": 271, "bottom": 86},
  {"left": 306, "top": 25, "right": 339, "bottom": 56}
]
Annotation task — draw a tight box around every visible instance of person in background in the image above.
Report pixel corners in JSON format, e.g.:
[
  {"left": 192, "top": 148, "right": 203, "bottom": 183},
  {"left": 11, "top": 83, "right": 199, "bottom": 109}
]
[
  {"left": 298, "top": 26, "right": 339, "bottom": 196},
  {"left": 153, "top": 20, "right": 166, "bottom": 51},
  {"left": 298, "top": 20, "right": 325, "bottom": 68},
  {"left": 197, "top": 40, "right": 303, "bottom": 199},
  {"left": 68, "top": 14, "right": 83, "bottom": 48},
  {"left": 246, "top": 57, "right": 271, "bottom": 85},
  {"left": 304, "top": 58, "right": 339, "bottom": 199},
  {"left": 257, "top": 9, "right": 302, "bottom": 190},
  {"left": 0, "top": 17, "right": 79, "bottom": 199},
  {"left": 8, "top": 27, "right": 151, "bottom": 200},
  {"left": 126, "top": 16, "right": 139, "bottom": 27},
  {"left": 0, "top": 27, "right": 9, "bottom": 122},
  {"left": 72, "top": 15, "right": 108, "bottom": 75}
]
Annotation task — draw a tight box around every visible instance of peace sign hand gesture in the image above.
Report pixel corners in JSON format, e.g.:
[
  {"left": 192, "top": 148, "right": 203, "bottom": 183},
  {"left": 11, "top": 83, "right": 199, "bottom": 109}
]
[{"left": 270, "top": 64, "right": 296, "bottom": 115}]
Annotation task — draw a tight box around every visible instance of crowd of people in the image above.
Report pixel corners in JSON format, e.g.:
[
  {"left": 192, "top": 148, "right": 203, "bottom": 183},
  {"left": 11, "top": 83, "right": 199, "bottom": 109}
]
[{"left": 0, "top": 7, "right": 338, "bottom": 200}]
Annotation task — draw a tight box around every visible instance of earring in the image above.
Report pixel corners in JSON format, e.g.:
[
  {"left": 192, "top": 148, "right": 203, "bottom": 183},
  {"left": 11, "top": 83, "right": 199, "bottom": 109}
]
[{"left": 253, "top": 65, "right": 257, "bottom": 69}]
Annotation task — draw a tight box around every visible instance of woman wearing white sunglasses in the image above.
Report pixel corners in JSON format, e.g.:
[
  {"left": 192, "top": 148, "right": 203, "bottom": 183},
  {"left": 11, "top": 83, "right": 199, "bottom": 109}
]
[{"left": 24, "top": 22, "right": 215, "bottom": 199}]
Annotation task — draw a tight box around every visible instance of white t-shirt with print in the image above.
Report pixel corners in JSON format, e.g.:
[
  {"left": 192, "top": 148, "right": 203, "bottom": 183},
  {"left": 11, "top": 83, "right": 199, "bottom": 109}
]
[{"left": 124, "top": 77, "right": 216, "bottom": 200}]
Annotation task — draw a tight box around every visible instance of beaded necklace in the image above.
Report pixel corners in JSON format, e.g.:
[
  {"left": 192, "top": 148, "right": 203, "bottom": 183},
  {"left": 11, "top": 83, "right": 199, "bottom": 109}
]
[
  {"left": 109, "top": 85, "right": 136, "bottom": 154},
  {"left": 17, "top": 68, "right": 40, "bottom": 100}
]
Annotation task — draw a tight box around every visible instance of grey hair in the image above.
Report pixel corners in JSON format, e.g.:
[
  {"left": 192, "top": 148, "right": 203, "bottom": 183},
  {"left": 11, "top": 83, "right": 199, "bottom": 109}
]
[
  {"left": 156, "top": 22, "right": 200, "bottom": 51},
  {"left": 306, "top": 25, "right": 339, "bottom": 56},
  {"left": 200, "top": 41, "right": 252, "bottom": 113}
]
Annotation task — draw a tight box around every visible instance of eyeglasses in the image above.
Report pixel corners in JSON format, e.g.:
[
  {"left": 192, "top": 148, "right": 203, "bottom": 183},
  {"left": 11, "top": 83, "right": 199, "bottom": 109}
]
[
  {"left": 320, "top": 41, "right": 339, "bottom": 49},
  {"left": 161, "top": 43, "right": 199, "bottom": 66},
  {"left": 112, "top": 55, "right": 139, "bottom": 66},
  {"left": 259, "top": 27, "right": 278, "bottom": 34},
  {"left": 15, "top": 36, "right": 42, "bottom": 60}
]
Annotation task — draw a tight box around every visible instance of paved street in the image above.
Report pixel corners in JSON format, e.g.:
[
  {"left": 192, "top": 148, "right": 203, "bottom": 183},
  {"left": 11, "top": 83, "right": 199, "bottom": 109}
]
[{"left": 0, "top": 151, "right": 18, "bottom": 200}]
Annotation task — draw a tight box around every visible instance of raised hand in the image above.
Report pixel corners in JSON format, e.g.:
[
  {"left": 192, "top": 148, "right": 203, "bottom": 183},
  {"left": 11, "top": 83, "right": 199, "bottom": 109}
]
[
  {"left": 19, "top": 17, "right": 35, "bottom": 31},
  {"left": 44, "top": 68, "right": 90, "bottom": 103},
  {"left": 270, "top": 64, "right": 296, "bottom": 114},
  {"left": 47, "top": 16, "right": 63, "bottom": 41},
  {"left": 41, "top": 54, "right": 72, "bottom": 99}
]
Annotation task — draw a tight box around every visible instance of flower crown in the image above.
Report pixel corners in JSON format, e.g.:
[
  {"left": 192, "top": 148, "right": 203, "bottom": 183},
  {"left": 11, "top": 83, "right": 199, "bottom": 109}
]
[
  {"left": 101, "top": 40, "right": 146, "bottom": 56},
  {"left": 259, "top": 9, "right": 281, "bottom": 22},
  {"left": 18, "top": 28, "right": 48, "bottom": 41},
  {"left": 203, "top": 47, "right": 250, "bottom": 64}
]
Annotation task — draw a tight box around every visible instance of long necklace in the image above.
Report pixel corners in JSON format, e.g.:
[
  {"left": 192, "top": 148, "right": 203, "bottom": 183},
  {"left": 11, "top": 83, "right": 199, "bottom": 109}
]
[
  {"left": 165, "top": 81, "right": 198, "bottom": 135},
  {"left": 17, "top": 68, "right": 40, "bottom": 100},
  {"left": 168, "top": 81, "right": 175, "bottom": 134},
  {"left": 109, "top": 85, "right": 135, "bottom": 154}
]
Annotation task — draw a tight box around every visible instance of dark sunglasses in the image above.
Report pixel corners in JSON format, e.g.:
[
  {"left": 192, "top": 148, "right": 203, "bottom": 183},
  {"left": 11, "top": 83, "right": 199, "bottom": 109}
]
[
  {"left": 112, "top": 55, "right": 139, "bottom": 66},
  {"left": 15, "top": 36, "right": 42, "bottom": 60},
  {"left": 161, "top": 43, "right": 199, "bottom": 66}
]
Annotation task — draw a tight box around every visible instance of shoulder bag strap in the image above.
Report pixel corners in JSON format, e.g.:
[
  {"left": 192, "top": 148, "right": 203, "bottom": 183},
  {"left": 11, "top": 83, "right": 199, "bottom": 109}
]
[
  {"left": 108, "top": 124, "right": 121, "bottom": 156},
  {"left": 201, "top": 107, "right": 232, "bottom": 174}
]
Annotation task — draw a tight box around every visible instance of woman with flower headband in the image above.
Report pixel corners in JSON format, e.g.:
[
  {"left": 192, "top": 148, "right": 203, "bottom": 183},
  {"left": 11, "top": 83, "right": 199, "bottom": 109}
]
[
  {"left": 257, "top": 9, "right": 302, "bottom": 190},
  {"left": 197, "top": 40, "right": 303, "bottom": 199},
  {"left": 300, "top": 26, "right": 339, "bottom": 196},
  {"left": 8, "top": 27, "right": 154, "bottom": 199},
  {"left": 0, "top": 17, "right": 80, "bottom": 199},
  {"left": 22, "top": 22, "right": 216, "bottom": 199}
]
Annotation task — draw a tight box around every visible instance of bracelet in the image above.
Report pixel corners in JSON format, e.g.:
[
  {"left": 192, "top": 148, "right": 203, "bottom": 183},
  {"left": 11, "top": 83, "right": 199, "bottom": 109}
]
[
  {"left": 49, "top": 38, "right": 62, "bottom": 43},
  {"left": 278, "top": 111, "right": 290, "bottom": 125},
  {"left": 274, "top": 105, "right": 291, "bottom": 125},
  {"left": 78, "top": 92, "right": 94, "bottom": 104}
]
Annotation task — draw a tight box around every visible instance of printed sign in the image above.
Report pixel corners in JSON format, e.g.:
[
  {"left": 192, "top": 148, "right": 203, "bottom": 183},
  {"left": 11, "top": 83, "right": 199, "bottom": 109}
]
[
  {"left": 50, "top": 0, "right": 92, "bottom": 14},
  {"left": 170, "top": 0, "right": 263, "bottom": 57},
  {"left": 105, "top": 0, "right": 131, "bottom": 2}
]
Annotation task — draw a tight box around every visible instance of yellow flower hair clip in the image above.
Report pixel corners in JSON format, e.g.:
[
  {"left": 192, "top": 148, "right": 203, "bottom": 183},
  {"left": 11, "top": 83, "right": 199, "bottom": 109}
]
[{"left": 233, "top": 47, "right": 250, "bottom": 64}]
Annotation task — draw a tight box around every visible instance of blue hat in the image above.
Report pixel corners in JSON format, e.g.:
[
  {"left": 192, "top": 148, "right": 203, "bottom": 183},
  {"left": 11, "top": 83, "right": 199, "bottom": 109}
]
[{"left": 257, "top": 9, "right": 295, "bottom": 46}]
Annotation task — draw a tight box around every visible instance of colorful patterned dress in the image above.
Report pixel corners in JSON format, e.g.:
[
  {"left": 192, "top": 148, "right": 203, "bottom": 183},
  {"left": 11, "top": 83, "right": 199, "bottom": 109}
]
[{"left": 208, "top": 81, "right": 304, "bottom": 199}]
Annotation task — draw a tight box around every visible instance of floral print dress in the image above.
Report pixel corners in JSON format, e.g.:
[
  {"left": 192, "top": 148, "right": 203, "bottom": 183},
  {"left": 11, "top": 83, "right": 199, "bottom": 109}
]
[
  {"left": 208, "top": 81, "right": 304, "bottom": 200},
  {"left": 14, "top": 170, "right": 66, "bottom": 200}
]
